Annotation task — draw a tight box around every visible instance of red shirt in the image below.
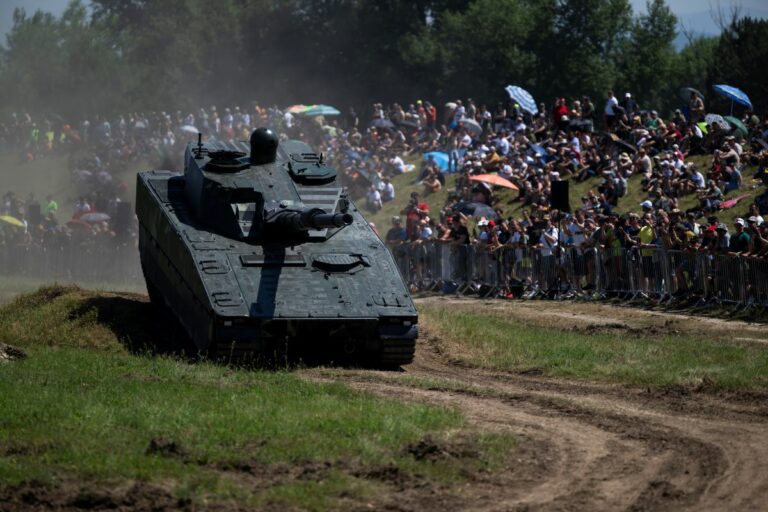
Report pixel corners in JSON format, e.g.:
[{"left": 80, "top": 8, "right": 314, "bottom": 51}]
[{"left": 406, "top": 202, "right": 429, "bottom": 239}]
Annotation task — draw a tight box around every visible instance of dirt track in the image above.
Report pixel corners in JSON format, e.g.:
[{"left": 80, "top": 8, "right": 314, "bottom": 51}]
[{"left": 303, "top": 299, "right": 768, "bottom": 512}]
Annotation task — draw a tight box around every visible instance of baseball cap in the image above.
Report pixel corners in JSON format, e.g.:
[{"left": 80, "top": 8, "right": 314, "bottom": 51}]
[
  {"left": 640, "top": 200, "right": 653, "bottom": 209},
  {"left": 477, "top": 218, "right": 489, "bottom": 226},
  {"left": 735, "top": 218, "right": 746, "bottom": 227},
  {"left": 488, "top": 220, "right": 496, "bottom": 227},
  {"left": 717, "top": 223, "right": 728, "bottom": 231},
  {"left": 748, "top": 216, "right": 758, "bottom": 223}
]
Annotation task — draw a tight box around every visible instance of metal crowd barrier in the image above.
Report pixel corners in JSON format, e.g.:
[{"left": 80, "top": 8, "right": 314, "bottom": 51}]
[
  {"left": 391, "top": 242, "right": 767, "bottom": 307},
  {"left": 0, "top": 242, "right": 142, "bottom": 287}
]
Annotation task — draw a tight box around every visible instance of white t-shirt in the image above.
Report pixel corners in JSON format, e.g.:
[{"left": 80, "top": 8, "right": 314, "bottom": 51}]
[
  {"left": 382, "top": 182, "right": 395, "bottom": 201},
  {"left": 367, "top": 189, "right": 381, "bottom": 204},
  {"left": 692, "top": 171, "right": 706, "bottom": 189},
  {"left": 539, "top": 227, "right": 559, "bottom": 256},
  {"left": 604, "top": 96, "right": 618, "bottom": 115},
  {"left": 390, "top": 156, "right": 405, "bottom": 173},
  {"left": 567, "top": 222, "right": 585, "bottom": 248},
  {"left": 419, "top": 226, "right": 433, "bottom": 240},
  {"left": 497, "top": 137, "right": 510, "bottom": 156}
]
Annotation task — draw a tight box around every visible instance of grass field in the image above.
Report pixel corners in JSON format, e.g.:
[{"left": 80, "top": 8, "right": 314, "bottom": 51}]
[
  {"left": 419, "top": 301, "right": 768, "bottom": 391},
  {"left": 0, "top": 287, "right": 513, "bottom": 509}
]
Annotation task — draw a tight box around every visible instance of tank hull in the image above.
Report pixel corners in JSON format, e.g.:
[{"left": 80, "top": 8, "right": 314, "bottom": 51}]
[{"left": 136, "top": 158, "right": 417, "bottom": 365}]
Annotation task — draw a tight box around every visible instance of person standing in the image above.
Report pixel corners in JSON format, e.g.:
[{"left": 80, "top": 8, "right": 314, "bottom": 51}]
[
  {"left": 604, "top": 91, "right": 619, "bottom": 130},
  {"left": 689, "top": 92, "right": 705, "bottom": 124}
]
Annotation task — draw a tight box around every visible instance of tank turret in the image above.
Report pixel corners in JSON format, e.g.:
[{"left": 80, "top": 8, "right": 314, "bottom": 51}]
[{"left": 136, "top": 129, "right": 417, "bottom": 366}]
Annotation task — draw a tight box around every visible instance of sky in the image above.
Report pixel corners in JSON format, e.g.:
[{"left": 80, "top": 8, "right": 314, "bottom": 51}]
[
  {"left": 2, "top": 0, "right": 768, "bottom": 44},
  {"left": 631, "top": 0, "right": 768, "bottom": 36}
]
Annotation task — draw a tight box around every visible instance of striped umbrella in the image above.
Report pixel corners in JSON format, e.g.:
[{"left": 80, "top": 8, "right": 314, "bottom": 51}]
[
  {"left": 504, "top": 85, "right": 538, "bottom": 115},
  {"left": 301, "top": 105, "right": 341, "bottom": 117}
]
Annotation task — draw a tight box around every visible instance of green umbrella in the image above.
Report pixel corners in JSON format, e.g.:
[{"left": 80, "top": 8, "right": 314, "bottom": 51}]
[{"left": 724, "top": 116, "right": 748, "bottom": 137}]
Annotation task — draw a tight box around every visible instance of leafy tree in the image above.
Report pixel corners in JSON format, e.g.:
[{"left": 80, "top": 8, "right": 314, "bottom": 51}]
[
  {"left": 0, "top": 1, "right": 123, "bottom": 117},
  {"left": 402, "top": 0, "right": 535, "bottom": 104},
  {"left": 0, "top": 0, "right": 765, "bottom": 121},
  {"left": 532, "top": 0, "right": 633, "bottom": 106},
  {"left": 618, "top": 0, "right": 677, "bottom": 112},
  {"left": 707, "top": 17, "right": 768, "bottom": 114},
  {"left": 669, "top": 36, "right": 717, "bottom": 114}
]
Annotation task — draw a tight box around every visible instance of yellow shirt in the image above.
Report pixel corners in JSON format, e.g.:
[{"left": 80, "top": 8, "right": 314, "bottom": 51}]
[{"left": 639, "top": 225, "right": 655, "bottom": 257}]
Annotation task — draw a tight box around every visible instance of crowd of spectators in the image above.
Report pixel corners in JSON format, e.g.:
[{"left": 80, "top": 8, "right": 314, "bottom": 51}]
[
  {"left": 376, "top": 91, "right": 768, "bottom": 271},
  {"left": 2, "top": 89, "right": 768, "bottom": 292}
]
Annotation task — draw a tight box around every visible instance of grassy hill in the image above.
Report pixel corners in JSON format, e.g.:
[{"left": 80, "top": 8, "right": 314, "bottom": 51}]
[{"left": 359, "top": 154, "right": 764, "bottom": 232}]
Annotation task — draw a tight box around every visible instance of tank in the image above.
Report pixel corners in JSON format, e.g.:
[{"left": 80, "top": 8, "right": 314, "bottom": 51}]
[{"left": 136, "top": 128, "right": 417, "bottom": 366}]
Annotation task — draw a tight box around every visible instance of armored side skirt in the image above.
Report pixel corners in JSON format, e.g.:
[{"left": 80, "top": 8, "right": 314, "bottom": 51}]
[{"left": 139, "top": 222, "right": 416, "bottom": 365}]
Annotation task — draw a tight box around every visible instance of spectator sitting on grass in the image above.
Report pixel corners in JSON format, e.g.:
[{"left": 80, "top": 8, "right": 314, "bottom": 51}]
[
  {"left": 381, "top": 178, "right": 395, "bottom": 203},
  {"left": 422, "top": 168, "right": 442, "bottom": 196},
  {"left": 366, "top": 185, "right": 382, "bottom": 212}
]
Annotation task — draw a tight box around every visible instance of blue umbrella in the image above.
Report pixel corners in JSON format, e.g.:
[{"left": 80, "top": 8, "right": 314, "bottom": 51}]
[
  {"left": 505, "top": 85, "right": 538, "bottom": 115},
  {"left": 713, "top": 84, "right": 753, "bottom": 114},
  {"left": 301, "top": 104, "right": 341, "bottom": 116},
  {"left": 423, "top": 151, "right": 450, "bottom": 172}
]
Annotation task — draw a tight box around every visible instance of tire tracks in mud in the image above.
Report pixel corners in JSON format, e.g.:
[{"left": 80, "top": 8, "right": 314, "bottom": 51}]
[{"left": 302, "top": 331, "right": 768, "bottom": 511}]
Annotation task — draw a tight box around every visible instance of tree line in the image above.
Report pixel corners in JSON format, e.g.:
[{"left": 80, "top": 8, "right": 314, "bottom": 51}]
[{"left": 0, "top": 0, "right": 765, "bottom": 120}]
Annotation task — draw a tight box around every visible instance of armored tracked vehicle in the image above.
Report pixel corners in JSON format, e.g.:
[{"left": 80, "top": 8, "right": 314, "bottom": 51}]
[{"left": 136, "top": 128, "right": 417, "bottom": 365}]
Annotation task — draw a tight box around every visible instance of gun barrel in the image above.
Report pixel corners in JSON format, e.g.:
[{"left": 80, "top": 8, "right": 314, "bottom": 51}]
[
  {"left": 266, "top": 208, "right": 352, "bottom": 231},
  {"left": 310, "top": 212, "right": 354, "bottom": 229}
]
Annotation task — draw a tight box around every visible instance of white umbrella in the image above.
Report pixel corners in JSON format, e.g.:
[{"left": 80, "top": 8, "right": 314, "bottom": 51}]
[{"left": 458, "top": 117, "right": 482, "bottom": 137}]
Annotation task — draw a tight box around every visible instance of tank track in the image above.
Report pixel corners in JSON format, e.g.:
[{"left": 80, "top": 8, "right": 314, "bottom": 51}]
[{"left": 378, "top": 338, "right": 416, "bottom": 366}]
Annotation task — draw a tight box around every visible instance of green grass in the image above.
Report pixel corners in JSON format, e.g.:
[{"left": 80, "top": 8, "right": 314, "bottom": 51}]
[
  {"left": 0, "top": 348, "right": 458, "bottom": 498},
  {"left": 569, "top": 155, "right": 762, "bottom": 223},
  {"left": 0, "top": 275, "right": 146, "bottom": 304},
  {"left": 420, "top": 303, "right": 768, "bottom": 391},
  {"left": 0, "top": 286, "right": 514, "bottom": 508}
]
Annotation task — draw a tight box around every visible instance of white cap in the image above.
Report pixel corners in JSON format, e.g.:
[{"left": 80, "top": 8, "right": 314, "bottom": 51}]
[
  {"left": 640, "top": 200, "right": 653, "bottom": 209},
  {"left": 735, "top": 218, "right": 745, "bottom": 227},
  {"left": 625, "top": 92, "right": 632, "bottom": 98}
]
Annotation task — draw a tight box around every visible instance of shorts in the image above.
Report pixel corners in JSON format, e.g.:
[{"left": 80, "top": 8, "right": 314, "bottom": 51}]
[{"left": 641, "top": 256, "right": 654, "bottom": 276}]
